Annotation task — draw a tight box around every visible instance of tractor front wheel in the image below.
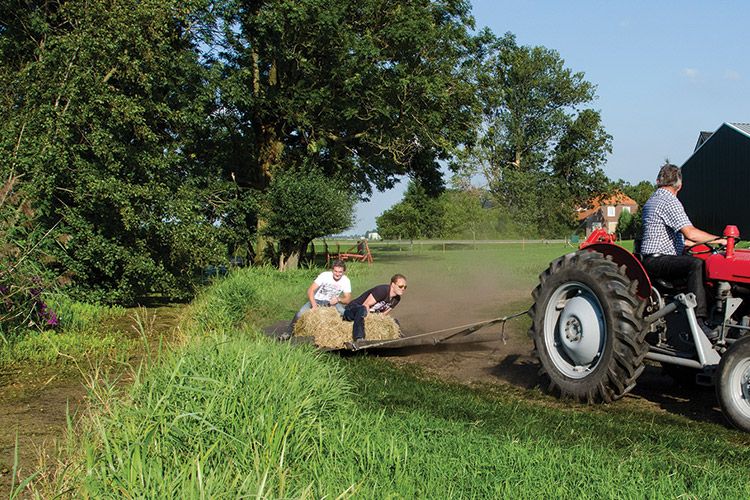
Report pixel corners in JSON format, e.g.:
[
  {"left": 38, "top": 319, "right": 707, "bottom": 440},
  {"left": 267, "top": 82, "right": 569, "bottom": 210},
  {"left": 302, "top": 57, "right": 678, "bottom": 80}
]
[
  {"left": 529, "top": 251, "right": 647, "bottom": 403},
  {"left": 716, "top": 336, "right": 750, "bottom": 432}
]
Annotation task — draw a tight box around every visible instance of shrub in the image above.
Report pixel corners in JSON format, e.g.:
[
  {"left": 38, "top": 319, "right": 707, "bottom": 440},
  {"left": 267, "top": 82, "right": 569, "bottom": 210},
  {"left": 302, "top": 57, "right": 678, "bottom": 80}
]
[{"left": 0, "top": 173, "right": 61, "bottom": 341}]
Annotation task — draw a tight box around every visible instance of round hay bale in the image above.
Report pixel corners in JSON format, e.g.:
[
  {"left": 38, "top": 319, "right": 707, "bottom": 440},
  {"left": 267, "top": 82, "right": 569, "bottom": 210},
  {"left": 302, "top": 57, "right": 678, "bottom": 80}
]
[{"left": 293, "top": 306, "right": 401, "bottom": 349}]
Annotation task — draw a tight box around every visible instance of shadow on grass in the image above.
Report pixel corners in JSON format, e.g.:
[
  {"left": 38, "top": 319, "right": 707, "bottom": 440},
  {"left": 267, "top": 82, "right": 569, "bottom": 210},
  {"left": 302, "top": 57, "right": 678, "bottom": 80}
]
[
  {"left": 133, "top": 296, "right": 190, "bottom": 308},
  {"left": 629, "top": 364, "right": 727, "bottom": 427},
  {"left": 346, "top": 341, "right": 734, "bottom": 431}
]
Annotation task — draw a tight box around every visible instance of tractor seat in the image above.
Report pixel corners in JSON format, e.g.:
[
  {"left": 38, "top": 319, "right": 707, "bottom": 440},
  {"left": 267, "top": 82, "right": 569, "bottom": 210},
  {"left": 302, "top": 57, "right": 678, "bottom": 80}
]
[{"left": 635, "top": 252, "right": 688, "bottom": 295}]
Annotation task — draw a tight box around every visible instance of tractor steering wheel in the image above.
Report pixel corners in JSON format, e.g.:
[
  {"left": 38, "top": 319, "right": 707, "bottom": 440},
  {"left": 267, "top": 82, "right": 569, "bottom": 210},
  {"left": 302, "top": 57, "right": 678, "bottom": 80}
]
[{"left": 686, "top": 237, "right": 727, "bottom": 256}]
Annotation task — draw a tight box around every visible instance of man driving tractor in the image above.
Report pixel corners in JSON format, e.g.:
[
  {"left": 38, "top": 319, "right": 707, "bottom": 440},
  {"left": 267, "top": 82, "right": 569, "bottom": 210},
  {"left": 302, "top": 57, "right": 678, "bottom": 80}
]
[{"left": 640, "top": 162, "right": 727, "bottom": 339}]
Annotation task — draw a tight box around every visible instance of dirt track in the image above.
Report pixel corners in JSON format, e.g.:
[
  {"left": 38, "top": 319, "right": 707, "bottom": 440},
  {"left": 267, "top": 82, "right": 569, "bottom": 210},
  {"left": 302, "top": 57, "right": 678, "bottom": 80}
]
[{"left": 366, "top": 251, "right": 727, "bottom": 428}]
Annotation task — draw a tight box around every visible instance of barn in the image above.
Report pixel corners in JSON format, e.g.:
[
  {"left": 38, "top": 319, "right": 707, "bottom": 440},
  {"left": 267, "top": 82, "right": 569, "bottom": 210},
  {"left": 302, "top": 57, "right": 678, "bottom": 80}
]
[{"left": 679, "top": 122, "right": 750, "bottom": 238}]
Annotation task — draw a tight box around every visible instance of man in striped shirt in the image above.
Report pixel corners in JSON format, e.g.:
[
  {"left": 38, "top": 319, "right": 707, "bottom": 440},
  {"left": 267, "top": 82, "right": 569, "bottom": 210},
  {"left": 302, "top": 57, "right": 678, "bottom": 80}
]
[{"left": 640, "top": 163, "right": 726, "bottom": 338}]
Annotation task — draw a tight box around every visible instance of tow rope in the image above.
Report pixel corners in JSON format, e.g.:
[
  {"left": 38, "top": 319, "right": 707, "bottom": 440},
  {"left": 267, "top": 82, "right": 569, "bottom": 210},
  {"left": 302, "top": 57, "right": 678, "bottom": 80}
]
[{"left": 349, "top": 310, "right": 529, "bottom": 351}]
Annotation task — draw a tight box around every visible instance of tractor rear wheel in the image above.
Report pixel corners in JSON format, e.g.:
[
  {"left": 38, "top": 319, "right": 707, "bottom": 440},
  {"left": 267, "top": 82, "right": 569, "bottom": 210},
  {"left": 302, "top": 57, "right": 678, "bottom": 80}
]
[
  {"left": 529, "top": 250, "right": 647, "bottom": 403},
  {"left": 716, "top": 336, "right": 750, "bottom": 432}
]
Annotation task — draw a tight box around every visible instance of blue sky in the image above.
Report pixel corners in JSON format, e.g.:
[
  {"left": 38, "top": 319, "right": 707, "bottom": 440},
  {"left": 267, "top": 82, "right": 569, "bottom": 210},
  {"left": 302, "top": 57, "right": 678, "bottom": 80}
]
[{"left": 351, "top": 0, "right": 750, "bottom": 234}]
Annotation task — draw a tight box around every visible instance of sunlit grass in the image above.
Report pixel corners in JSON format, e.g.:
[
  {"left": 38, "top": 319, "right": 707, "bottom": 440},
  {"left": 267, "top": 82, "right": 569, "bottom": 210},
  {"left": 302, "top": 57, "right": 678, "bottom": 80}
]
[{"left": 34, "top": 243, "right": 750, "bottom": 497}]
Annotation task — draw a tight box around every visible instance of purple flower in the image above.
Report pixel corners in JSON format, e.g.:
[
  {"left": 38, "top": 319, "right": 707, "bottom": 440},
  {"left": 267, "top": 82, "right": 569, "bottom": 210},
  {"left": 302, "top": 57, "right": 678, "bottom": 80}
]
[
  {"left": 46, "top": 312, "right": 59, "bottom": 326},
  {"left": 35, "top": 300, "right": 59, "bottom": 329}
]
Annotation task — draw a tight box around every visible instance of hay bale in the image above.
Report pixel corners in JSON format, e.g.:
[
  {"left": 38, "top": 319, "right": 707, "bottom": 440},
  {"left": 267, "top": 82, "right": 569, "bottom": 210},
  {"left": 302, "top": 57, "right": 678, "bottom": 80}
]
[{"left": 293, "top": 307, "right": 401, "bottom": 349}]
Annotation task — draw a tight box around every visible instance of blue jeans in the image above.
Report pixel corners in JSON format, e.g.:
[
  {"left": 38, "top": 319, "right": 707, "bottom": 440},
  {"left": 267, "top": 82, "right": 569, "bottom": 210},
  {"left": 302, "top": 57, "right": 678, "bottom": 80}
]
[
  {"left": 343, "top": 303, "right": 368, "bottom": 341},
  {"left": 291, "top": 299, "right": 345, "bottom": 326}
]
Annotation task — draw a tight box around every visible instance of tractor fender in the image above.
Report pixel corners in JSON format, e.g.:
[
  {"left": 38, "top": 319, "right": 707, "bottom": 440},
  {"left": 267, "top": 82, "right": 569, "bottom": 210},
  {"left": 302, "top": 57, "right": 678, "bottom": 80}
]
[{"left": 580, "top": 243, "right": 652, "bottom": 300}]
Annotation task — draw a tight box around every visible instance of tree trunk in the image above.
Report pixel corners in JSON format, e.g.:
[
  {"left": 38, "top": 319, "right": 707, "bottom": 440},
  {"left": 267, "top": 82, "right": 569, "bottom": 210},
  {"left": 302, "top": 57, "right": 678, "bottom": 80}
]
[
  {"left": 278, "top": 240, "right": 308, "bottom": 271},
  {"left": 252, "top": 53, "right": 283, "bottom": 265},
  {"left": 323, "top": 238, "right": 330, "bottom": 262},
  {"left": 279, "top": 250, "right": 300, "bottom": 272},
  {"left": 513, "top": 148, "right": 523, "bottom": 169},
  {"left": 308, "top": 239, "right": 316, "bottom": 264}
]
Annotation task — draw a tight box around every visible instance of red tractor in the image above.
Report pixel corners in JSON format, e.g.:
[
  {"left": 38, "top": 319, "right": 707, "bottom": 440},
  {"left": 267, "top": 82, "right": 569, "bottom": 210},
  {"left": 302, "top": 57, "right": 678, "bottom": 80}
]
[{"left": 529, "top": 225, "right": 750, "bottom": 431}]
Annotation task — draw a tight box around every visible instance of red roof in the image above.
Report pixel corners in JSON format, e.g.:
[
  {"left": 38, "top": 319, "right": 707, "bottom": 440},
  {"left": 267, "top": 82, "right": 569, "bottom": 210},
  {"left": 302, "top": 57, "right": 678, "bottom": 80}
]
[{"left": 576, "top": 192, "right": 638, "bottom": 221}]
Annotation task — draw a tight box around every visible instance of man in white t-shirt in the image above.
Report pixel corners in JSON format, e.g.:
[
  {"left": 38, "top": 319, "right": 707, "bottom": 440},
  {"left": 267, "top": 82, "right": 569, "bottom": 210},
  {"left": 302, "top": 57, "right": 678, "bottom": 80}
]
[{"left": 289, "top": 260, "right": 352, "bottom": 331}]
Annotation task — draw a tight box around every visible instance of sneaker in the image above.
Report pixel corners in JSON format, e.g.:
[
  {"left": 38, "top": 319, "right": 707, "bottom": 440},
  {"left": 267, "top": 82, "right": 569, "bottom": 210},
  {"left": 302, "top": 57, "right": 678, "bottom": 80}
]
[
  {"left": 278, "top": 332, "right": 292, "bottom": 341},
  {"left": 698, "top": 319, "right": 719, "bottom": 341}
]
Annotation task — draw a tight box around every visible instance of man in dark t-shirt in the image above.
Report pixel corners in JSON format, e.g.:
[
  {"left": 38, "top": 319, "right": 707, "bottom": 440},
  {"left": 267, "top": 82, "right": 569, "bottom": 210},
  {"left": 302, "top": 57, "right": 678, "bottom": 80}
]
[{"left": 343, "top": 274, "right": 407, "bottom": 345}]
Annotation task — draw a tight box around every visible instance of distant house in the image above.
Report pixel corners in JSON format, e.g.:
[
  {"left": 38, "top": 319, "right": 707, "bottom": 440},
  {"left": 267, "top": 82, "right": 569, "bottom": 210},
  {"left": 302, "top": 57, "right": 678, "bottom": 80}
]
[
  {"left": 679, "top": 122, "right": 750, "bottom": 237},
  {"left": 577, "top": 192, "right": 638, "bottom": 236}
]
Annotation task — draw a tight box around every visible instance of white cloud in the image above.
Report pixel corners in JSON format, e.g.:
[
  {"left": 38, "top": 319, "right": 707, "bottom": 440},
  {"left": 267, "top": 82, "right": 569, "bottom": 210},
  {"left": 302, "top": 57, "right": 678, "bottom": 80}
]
[
  {"left": 724, "top": 69, "right": 741, "bottom": 81},
  {"left": 682, "top": 68, "right": 699, "bottom": 79}
]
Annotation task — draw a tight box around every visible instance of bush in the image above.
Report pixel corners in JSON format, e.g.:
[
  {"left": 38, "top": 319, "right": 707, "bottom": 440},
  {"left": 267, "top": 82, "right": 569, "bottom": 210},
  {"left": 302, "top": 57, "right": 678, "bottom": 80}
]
[{"left": 0, "top": 173, "right": 61, "bottom": 341}]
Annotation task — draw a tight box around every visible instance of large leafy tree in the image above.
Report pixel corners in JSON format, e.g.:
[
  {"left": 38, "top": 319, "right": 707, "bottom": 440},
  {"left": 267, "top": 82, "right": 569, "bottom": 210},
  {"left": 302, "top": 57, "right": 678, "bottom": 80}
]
[
  {"left": 464, "top": 33, "right": 612, "bottom": 236},
  {"left": 376, "top": 203, "right": 422, "bottom": 241},
  {"left": 212, "top": 0, "right": 480, "bottom": 251},
  {"left": 0, "top": 0, "right": 225, "bottom": 303}
]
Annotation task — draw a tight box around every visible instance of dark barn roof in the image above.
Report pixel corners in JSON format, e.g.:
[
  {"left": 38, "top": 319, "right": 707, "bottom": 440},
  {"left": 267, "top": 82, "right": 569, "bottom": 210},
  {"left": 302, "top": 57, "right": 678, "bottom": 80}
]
[
  {"left": 680, "top": 122, "right": 750, "bottom": 237},
  {"left": 694, "top": 131, "right": 713, "bottom": 151}
]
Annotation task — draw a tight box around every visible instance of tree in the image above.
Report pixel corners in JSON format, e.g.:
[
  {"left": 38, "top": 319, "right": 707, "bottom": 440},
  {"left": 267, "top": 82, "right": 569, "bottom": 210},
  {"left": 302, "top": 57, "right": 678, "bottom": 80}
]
[
  {"left": 376, "top": 203, "right": 422, "bottom": 241},
  {"left": 611, "top": 179, "right": 654, "bottom": 242},
  {"left": 261, "top": 168, "right": 355, "bottom": 270},
  {"left": 551, "top": 109, "right": 612, "bottom": 208},
  {"left": 440, "top": 189, "right": 490, "bottom": 239},
  {"left": 212, "top": 0, "right": 480, "bottom": 254},
  {"left": 613, "top": 179, "right": 655, "bottom": 209},
  {"left": 375, "top": 181, "right": 443, "bottom": 240},
  {"left": 0, "top": 0, "right": 225, "bottom": 303},
  {"left": 462, "top": 32, "right": 611, "bottom": 236},
  {"left": 616, "top": 209, "right": 634, "bottom": 239}
]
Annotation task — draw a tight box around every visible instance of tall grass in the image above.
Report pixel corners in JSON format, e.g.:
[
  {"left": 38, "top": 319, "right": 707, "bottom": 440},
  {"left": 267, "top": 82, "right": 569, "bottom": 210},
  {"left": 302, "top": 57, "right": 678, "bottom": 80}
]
[
  {"left": 44, "top": 293, "right": 125, "bottom": 333},
  {"left": 63, "top": 338, "right": 348, "bottom": 497},
  {"left": 47, "top": 335, "right": 750, "bottom": 496},
  {"left": 35, "top": 246, "right": 750, "bottom": 497}
]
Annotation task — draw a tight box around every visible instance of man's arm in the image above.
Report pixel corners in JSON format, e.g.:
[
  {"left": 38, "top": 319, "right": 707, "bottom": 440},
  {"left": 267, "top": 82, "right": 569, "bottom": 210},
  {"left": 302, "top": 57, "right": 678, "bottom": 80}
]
[
  {"left": 307, "top": 282, "right": 320, "bottom": 309},
  {"left": 361, "top": 294, "right": 377, "bottom": 310},
  {"left": 681, "top": 225, "right": 727, "bottom": 246}
]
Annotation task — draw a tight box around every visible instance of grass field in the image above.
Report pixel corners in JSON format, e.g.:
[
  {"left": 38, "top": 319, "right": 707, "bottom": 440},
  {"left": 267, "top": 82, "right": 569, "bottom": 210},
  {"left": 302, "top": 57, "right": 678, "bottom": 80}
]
[{"left": 33, "top": 242, "right": 750, "bottom": 497}]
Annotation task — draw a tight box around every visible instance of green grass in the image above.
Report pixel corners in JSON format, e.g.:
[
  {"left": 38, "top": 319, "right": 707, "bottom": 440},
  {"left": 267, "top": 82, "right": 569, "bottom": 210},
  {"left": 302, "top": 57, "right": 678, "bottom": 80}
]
[
  {"left": 45, "top": 293, "right": 126, "bottom": 333},
  {"left": 0, "top": 329, "right": 128, "bottom": 367},
  {"left": 345, "top": 358, "right": 750, "bottom": 497},
  {"left": 35, "top": 243, "right": 750, "bottom": 497},
  {"left": 68, "top": 337, "right": 348, "bottom": 497},
  {"left": 47, "top": 336, "right": 750, "bottom": 497},
  {"left": 188, "top": 264, "right": 374, "bottom": 334},
  {"left": 0, "top": 294, "right": 130, "bottom": 368}
]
